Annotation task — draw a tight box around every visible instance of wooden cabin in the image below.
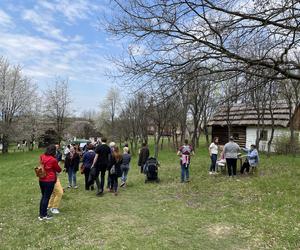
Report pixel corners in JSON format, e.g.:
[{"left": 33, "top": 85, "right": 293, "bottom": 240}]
[{"left": 207, "top": 101, "right": 300, "bottom": 152}]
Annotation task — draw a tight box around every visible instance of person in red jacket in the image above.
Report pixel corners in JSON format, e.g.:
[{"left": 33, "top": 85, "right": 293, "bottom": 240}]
[{"left": 38, "top": 145, "right": 62, "bottom": 221}]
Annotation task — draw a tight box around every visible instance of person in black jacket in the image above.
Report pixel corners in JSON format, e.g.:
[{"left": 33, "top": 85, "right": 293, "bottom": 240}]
[
  {"left": 91, "top": 138, "right": 111, "bottom": 196},
  {"left": 138, "top": 142, "right": 150, "bottom": 173},
  {"left": 109, "top": 146, "right": 123, "bottom": 195}
]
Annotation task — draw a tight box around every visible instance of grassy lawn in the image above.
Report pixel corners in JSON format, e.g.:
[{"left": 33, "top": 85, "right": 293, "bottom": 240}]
[{"left": 0, "top": 142, "right": 300, "bottom": 249}]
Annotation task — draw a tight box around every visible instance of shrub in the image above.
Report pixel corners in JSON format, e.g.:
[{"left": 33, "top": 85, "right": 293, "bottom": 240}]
[{"left": 273, "top": 135, "right": 300, "bottom": 154}]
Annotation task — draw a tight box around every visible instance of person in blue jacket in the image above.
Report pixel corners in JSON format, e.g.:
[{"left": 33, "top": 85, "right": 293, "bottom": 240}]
[{"left": 240, "top": 144, "right": 259, "bottom": 174}]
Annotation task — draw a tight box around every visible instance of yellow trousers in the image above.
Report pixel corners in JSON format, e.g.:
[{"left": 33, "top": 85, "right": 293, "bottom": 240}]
[{"left": 48, "top": 177, "right": 63, "bottom": 209}]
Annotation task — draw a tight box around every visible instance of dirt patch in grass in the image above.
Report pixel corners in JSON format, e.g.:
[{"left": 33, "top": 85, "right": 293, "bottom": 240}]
[{"left": 206, "top": 224, "right": 234, "bottom": 239}]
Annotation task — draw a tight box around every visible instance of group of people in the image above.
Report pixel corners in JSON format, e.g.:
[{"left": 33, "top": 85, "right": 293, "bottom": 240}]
[
  {"left": 37, "top": 138, "right": 136, "bottom": 220},
  {"left": 37, "top": 136, "right": 259, "bottom": 220},
  {"left": 209, "top": 136, "right": 259, "bottom": 177}
]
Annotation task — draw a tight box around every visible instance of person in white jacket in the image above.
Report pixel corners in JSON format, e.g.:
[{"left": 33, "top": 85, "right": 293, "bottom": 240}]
[{"left": 208, "top": 137, "right": 219, "bottom": 174}]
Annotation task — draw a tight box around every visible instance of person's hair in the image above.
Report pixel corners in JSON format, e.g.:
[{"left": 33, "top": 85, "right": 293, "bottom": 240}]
[
  {"left": 213, "top": 137, "right": 219, "bottom": 143},
  {"left": 251, "top": 144, "right": 256, "bottom": 148},
  {"left": 45, "top": 144, "right": 56, "bottom": 156},
  {"left": 113, "top": 146, "right": 122, "bottom": 162},
  {"left": 67, "top": 145, "right": 70, "bottom": 149},
  {"left": 123, "top": 147, "right": 129, "bottom": 154},
  {"left": 101, "top": 137, "right": 107, "bottom": 143},
  {"left": 87, "top": 143, "right": 94, "bottom": 150},
  {"left": 142, "top": 142, "right": 147, "bottom": 147},
  {"left": 184, "top": 139, "right": 189, "bottom": 144},
  {"left": 229, "top": 136, "right": 234, "bottom": 141},
  {"left": 124, "top": 143, "right": 129, "bottom": 147}
]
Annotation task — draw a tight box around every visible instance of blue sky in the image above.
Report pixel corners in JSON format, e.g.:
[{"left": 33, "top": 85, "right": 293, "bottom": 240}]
[{"left": 0, "top": 0, "right": 124, "bottom": 115}]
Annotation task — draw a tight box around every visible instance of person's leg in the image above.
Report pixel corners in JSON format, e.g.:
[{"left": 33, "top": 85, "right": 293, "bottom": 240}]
[
  {"left": 180, "top": 164, "right": 185, "bottom": 182},
  {"left": 212, "top": 154, "right": 217, "bottom": 172},
  {"left": 51, "top": 178, "right": 63, "bottom": 209},
  {"left": 185, "top": 164, "right": 190, "bottom": 181},
  {"left": 40, "top": 181, "right": 55, "bottom": 217},
  {"left": 122, "top": 167, "right": 129, "bottom": 183},
  {"left": 210, "top": 155, "right": 214, "bottom": 172},
  {"left": 226, "top": 159, "right": 232, "bottom": 176},
  {"left": 68, "top": 168, "right": 73, "bottom": 187},
  {"left": 94, "top": 168, "right": 101, "bottom": 192},
  {"left": 73, "top": 170, "right": 77, "bottom": 187},
  {"left": 110, "top": 175, "right": 115, "bottom": 190},
  {"left": 39, "top": 181, "right": 46, "bottom": 217},
  {"left": 84, "top": 168, "right": 90, "bottom": 190},
  {"left": 233, "top": 159, "right": 237, "bottom": 176},
  {"left": 100, "top": 170, "right": 106, "bottom": 192},
  {"left": 114, "top": 176, "right": 118, "bottom": 193},
  {"left": 246, "top": 162, "right": 250, "bottom": 173}
]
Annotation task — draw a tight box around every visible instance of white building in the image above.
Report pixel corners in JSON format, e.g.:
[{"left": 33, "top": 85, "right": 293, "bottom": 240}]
[{"left": 208, "top": 101, "right": 299, "bottom": 152}]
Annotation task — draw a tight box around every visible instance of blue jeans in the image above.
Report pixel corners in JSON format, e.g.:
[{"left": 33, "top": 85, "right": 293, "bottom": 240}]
[
  {"left": 121, "top": 164, "right": 130, "bottom": 182},
  {"left": 210, "top": 154, "right": 217, "bottom": 172},
  {"left": 68, "top": 167, "right": 77, "bottom": 186},
  {"left": 181, "top": 164, "right": 190, "bottom": 182},
  {"left": 39, "top": 181, "right": 55, "bottom": 217}
]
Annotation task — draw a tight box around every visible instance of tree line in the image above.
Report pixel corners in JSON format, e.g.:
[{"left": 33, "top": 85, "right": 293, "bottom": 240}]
[{"left": 97, "top": 0, "right": 300, "bottom": 156}]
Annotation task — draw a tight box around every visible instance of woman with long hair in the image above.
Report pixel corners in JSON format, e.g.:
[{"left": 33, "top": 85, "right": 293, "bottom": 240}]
[
  {"left": 67, "top": 146, "right": 80, "bottom": 188},
  {"left": 109, "top": 146, "right": 123, "bottom": 195},
  {"left": 38, "top": 144, "right": 62, "bottom": 220},
  {"left": 208, "top": 137, "right": 219, "bottom": 175}
]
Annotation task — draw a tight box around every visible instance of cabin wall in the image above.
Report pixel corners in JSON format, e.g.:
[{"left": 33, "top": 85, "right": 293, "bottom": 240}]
[
  {"left": 245, "top": 127, "right": 298, "bottom": 152},
  {"left": 211, "top": 125, "right": 246, "bottom": 147}
]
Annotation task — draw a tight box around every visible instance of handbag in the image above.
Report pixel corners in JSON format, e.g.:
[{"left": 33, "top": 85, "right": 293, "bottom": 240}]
[
  {"left": 34, "top": 161, "right": 46, "bottom": 178},
  {"left": 110, "top": 165, "right": 116, "bottom": 175}
]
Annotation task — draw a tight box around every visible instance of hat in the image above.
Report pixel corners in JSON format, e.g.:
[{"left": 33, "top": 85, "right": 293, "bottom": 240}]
[{"left": 109, "top": 142, "right": 116, "bottom": 147}]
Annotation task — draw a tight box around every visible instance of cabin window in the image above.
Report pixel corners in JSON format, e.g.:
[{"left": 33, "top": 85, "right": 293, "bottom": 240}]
[
  {"left": 233, "top": 133, "right": 239, "bottom": 140},
  {"left": 260, "top": 130, "right": 268, "bottom": 141}
]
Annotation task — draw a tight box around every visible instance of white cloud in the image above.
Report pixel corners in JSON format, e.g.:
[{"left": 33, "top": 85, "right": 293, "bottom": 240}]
[
  {"left": 0, "top": 9, "right": 13, "bottom": 28},
  {"left": 22, "top": 9, "right": 68, "bottom": 42},
  {"left": 37, "top": 0, "right": 105, "bottom": 24}
]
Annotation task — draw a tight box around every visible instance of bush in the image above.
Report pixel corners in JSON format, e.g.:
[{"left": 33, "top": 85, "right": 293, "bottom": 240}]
[{"left": 273, "top": 135, "right": 300, "bottom": 154}]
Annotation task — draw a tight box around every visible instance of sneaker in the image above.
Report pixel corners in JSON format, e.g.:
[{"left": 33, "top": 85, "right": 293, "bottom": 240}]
[
  {"left": 209, "top": 171, "right": 213, "bottom": 175},
  {"left": 120, "top": 182, "right": 126, "bottom": 187},
  {"left": 38, "top": 215, "right": 53, "bottom": 221},
  {"left": 114, "top": 192, "right": 118, "bottom": 196},
  {"left": 74, "top": 185, "right": 78, "bottom": 189},
  {"left": 67, "top": 185, "right": 71, "bottom": 188},
  {"left": 43, "top": 215, "right": 53, "bottom": 220},
  {"left": 91, "top": 186, "right": 95, "bottom": 191},
  {"left": 51, "top": 208, "right": 60, "bottom": 214},
  {"left": 96, "top": 191, "right": 103, "bottom": 196}
]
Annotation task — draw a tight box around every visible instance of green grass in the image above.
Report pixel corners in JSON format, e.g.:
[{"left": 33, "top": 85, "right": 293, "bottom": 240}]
[{"left": 0, "top": 143, "right": 300, "bottom": 249}]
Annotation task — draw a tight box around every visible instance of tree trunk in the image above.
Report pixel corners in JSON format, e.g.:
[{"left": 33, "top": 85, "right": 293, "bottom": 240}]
[
  {"left": 1, "top": 134, "right": 9, "bottom": 154},
  {"left": 267, "top": 128, "right": 274, "bottom": 157}
]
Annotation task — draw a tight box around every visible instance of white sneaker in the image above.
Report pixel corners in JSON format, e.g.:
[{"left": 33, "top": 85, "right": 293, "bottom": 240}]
[
  {"left": 74, "top": 185, "right": 78, "bottom": 189},
  {"left": 209, "top": 171, "right": 213, "bottom": 175},
  {"left": 51, "top": 208, "right": 60, "bottom": 214}
]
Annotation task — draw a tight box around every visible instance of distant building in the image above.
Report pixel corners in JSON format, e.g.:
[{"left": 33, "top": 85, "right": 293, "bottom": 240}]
[{"left": 208, "top": 101, "right": 300, "bottom": 152}]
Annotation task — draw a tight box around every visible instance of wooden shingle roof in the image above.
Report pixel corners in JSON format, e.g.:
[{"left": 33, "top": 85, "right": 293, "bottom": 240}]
[{"left": 208, "top": 101, "right": 293, "bottom": 127}]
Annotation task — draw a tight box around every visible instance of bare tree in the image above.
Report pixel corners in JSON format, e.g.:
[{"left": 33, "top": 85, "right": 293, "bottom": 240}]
[
  {"left": 98, "top": 87, "right": 120, "bottom": 140},
  {"left": 44, "top": 78, "right": 71, "bottom": 144}
]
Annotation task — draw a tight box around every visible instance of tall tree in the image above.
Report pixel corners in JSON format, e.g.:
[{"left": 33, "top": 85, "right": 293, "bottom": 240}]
[
  {"left": 0, "top": 57, "right": 36, "bottom": 153},
  {"left": 44, "top": 78, "right": 71, "bottom": 144}
]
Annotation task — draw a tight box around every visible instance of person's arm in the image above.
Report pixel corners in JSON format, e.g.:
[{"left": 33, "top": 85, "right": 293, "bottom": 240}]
[
  {"left": 91, "top": 154, "right": 98, "bottom": 168},
  {"left": 53, "top": 159, "right": 62, "bottom": 173}
]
